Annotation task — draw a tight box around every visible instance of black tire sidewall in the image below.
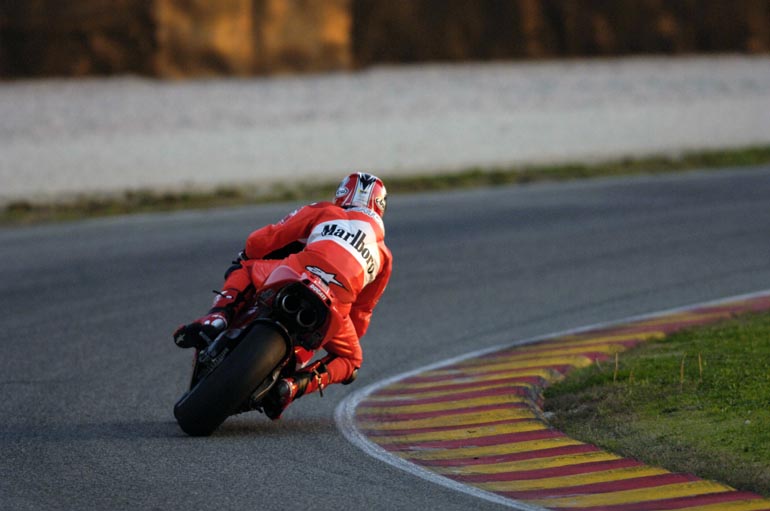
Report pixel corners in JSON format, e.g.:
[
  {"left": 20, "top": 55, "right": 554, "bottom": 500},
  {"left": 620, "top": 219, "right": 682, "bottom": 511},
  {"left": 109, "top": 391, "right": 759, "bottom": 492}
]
[{"left": 174, "top": 323, "right": 288, "bottom": 436}]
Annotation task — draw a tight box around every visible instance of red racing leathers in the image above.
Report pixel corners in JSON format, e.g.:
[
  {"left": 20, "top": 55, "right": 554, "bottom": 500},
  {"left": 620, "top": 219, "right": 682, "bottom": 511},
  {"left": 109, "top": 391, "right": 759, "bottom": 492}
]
[{"left": 220, "top": 201, "right": 392, "bottom": 390}]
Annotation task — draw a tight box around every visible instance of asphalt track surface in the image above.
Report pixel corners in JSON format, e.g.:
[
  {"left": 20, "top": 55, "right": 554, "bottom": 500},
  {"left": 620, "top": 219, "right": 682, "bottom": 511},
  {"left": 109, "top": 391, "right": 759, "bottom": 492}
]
[{"left": 2, "top": 167, "right": 770, "bottom": 511}]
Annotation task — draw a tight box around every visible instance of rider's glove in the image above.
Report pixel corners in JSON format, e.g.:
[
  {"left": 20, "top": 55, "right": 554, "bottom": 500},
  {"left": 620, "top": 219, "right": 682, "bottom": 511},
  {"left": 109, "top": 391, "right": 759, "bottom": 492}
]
[{"left": 173, "top": 312, "right": 228, "bottom": 349}]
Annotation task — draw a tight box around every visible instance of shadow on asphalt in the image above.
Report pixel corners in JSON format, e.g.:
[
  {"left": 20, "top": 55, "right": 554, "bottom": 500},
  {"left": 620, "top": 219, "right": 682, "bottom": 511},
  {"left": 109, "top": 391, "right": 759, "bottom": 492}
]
[
  {"left": 4, "top": 417, "right": 337, "bottom": 442},
  {"left": 2, "top": 421, "right": 178, "bottom": 441},
  {"left": 211, "top": 414, "right": 336, "bottom": 438}
]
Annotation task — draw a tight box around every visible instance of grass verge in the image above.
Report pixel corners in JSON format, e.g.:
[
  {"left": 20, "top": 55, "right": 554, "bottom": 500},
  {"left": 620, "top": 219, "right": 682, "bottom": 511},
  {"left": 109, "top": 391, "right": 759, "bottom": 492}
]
[
  {"left": 3, "top": 145, "right": 770, "bottom": 226},
  {"left": 543, "top": 312, "right": 770, "bottom": 497}
]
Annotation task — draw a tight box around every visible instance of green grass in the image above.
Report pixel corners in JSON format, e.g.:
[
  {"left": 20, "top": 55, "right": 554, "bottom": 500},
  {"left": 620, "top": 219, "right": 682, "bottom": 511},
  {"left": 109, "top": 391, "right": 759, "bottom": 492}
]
[
  {"left": 3, "top": 144, "right": 770, "bottom": 225},
  {"left": 544, "top": 312, "right": 770, "bottom": 497}
]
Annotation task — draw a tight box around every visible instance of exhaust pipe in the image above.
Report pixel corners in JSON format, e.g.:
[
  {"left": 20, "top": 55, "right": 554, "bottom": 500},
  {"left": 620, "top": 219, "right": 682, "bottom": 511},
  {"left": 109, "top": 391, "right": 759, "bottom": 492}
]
[
  {"left": 278, "top": 288, "right": 323, "bottom": 330},
  {"left": 296, "top": 308, "right": 318, "bottom": 329},
  {"left": 280, "top": 293, "right": 302, "bottom": 314}
]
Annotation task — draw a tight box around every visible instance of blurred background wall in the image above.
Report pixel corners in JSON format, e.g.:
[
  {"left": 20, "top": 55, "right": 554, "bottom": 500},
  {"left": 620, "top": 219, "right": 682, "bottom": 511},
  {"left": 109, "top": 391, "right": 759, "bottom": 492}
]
[{"left": 1, "top": 0, "right": 769, "bottom": 78}]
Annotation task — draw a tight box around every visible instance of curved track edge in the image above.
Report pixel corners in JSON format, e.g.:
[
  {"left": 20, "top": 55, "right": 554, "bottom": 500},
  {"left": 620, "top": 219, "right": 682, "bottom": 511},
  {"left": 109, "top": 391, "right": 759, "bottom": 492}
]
[{"left": 336, "top": 290, "right": 770, "bottom": 511}]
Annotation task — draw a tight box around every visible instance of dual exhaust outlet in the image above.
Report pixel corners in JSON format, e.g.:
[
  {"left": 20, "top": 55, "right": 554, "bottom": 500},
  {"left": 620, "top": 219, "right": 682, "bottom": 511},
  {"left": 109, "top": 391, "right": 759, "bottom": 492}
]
[{"left": 279, "top": 293, "right": 321, "bottom": 329}]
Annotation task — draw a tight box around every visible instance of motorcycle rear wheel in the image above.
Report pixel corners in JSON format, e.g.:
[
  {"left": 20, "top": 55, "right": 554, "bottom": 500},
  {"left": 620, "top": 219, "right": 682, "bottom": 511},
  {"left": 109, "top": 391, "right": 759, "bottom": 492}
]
[{"left": 174, "top": 323, "right": 288, "bottom": 436}]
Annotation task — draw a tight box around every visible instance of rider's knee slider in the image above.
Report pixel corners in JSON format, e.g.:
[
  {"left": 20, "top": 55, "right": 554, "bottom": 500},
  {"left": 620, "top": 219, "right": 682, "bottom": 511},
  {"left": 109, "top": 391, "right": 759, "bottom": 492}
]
[{"left": 342, "top": 368, "right": 359, "bottom": 385}]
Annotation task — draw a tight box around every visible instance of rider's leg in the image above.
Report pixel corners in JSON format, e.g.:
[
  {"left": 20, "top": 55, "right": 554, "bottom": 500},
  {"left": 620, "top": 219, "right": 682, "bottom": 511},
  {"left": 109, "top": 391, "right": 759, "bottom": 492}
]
[
  {"left": 264, "top": 323, "right": 362, "bottom": 419},
  {"left": 173, "top": 260, "right": 279, "bottom": 348}
]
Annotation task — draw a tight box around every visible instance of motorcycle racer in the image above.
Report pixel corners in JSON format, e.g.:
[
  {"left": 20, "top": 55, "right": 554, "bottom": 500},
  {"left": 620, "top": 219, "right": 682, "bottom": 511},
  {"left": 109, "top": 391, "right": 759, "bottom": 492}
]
[{"left": 173, "top": 172, "right": 392, "bottom": 420}]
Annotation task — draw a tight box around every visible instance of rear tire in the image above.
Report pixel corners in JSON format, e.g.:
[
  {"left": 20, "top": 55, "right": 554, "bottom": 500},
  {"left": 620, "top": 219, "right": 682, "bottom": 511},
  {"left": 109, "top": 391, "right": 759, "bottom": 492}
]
[{"left": 174, "top": 323, "right": 288, "bottom": 436}]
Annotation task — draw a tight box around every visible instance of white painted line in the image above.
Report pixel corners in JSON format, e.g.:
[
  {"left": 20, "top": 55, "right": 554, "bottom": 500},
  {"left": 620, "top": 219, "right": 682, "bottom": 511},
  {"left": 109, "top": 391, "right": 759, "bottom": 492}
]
[
  {"left": 335, "top": 289, "right": 770, "bottom": 510},
  {"left": 335, "top": 378, "right": 550, "bottom": 511}
]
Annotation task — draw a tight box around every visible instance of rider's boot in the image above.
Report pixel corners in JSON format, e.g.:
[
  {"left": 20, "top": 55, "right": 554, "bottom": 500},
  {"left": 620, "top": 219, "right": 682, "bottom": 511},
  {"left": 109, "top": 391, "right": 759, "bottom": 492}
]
[
  {"left": 263, "top": 365, "right": 330, "bottom": 420},
  {"left": 172, "top": 288, "right": 242, "bottom": 349}
]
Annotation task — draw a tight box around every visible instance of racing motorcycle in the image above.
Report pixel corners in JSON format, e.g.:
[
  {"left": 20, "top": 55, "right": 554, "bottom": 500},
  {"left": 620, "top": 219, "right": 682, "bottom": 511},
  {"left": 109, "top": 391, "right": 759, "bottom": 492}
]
[{"left": 174, "top": 265, "right": 343, "bottom": 436}]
